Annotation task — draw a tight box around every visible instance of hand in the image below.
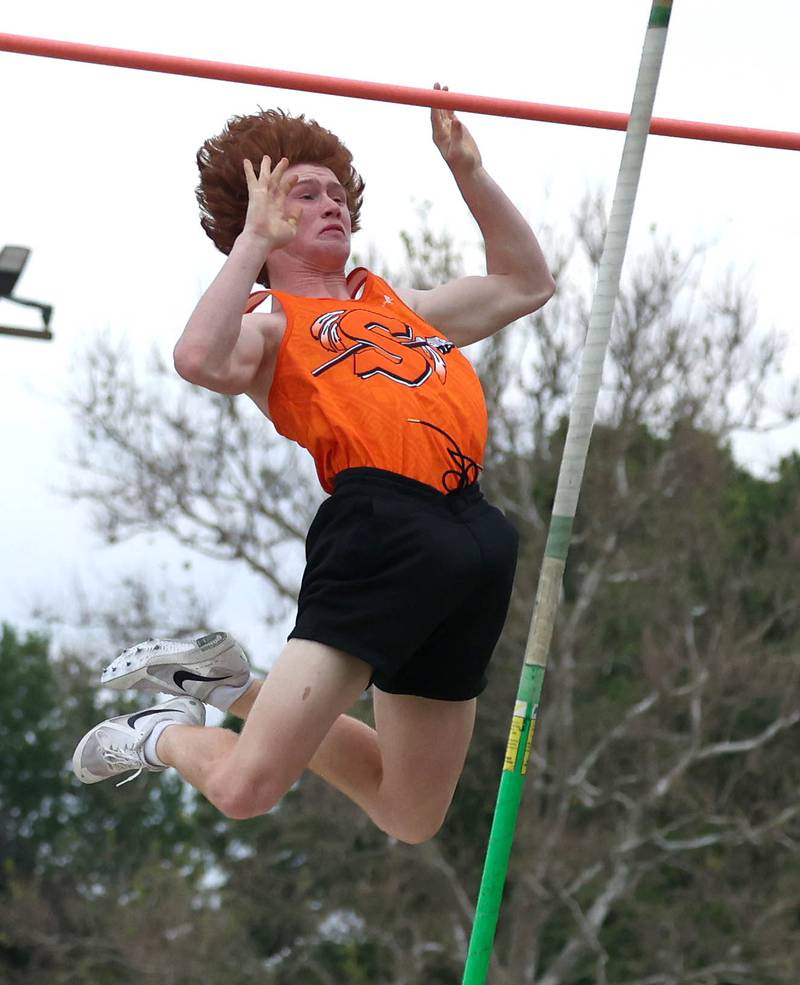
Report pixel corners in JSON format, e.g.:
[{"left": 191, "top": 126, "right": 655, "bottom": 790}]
[
  {"left": 431, "top": 82, "right": 482, "bottom": 175},
  {"left": 242, "top": 156, "right": 302, "bottom": 250}
]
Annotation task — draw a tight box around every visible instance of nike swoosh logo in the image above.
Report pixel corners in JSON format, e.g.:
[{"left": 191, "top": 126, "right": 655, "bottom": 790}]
[
  {"left": 173, "top": 670, "right": 232, "bottom": 691},
  {"left": 128, "top": 708, "right": 187, "bottom": 729}
]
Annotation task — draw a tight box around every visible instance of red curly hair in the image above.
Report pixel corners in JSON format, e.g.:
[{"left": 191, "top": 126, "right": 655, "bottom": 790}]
[{"left": 196, "top": 108, "right": 365, "bottom": 287}]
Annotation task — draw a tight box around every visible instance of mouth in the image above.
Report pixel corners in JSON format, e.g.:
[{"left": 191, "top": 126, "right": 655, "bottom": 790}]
[{"left": 320, "top": 225, "right": 345, "bottom": 235}]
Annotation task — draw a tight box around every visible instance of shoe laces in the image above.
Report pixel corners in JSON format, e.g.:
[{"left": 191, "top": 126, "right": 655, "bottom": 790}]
[{"left": 102, "top": 740, "right": 146, "bottom": 788}]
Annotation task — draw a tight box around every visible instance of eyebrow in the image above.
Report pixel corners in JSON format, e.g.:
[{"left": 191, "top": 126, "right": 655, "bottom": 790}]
[{"left": 294, "top": 177, "right": 346, "bottom": 193}]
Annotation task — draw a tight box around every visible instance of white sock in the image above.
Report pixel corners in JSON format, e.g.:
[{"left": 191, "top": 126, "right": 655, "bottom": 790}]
[
  {"left": 143, "top": 721, "right": 178, "bottom": 768},
  {"left": 208, "top": 673, "right": 256, "bottom": 712}
]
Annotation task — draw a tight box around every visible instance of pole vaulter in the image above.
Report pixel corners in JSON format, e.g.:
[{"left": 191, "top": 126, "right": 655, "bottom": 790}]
[{"left": 2, "top": 9, "right": 795, "bottom": 984}]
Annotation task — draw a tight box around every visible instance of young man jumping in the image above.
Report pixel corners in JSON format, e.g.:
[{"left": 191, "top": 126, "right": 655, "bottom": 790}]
[{"left": 73, "top": 89, "right": 555, "bottom": 844}]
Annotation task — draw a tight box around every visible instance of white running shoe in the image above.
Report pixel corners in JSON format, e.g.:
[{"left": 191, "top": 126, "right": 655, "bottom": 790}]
[
  {"left": 100, "top": 632, "right": 253, "bottom": 710},
  {"left": 72, "top": 696, "right": 205, "bottom": 786}
]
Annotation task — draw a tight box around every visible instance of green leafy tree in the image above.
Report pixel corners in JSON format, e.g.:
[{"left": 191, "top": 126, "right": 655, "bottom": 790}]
[{"left": 0, "top": 597, "right": 237, "bottom": 984}]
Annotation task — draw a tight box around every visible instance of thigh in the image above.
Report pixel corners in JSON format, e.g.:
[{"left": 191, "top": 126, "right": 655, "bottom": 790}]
[
  {"left": 373, "top": 688, "right": 477, "bottom": 820},
  {"left": 229, "top": 638, "right": 373, "bottom": 792}
]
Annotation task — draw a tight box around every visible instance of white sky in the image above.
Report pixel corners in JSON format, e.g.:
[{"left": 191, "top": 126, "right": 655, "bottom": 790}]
[{"left": 1, "top": 0, "right": 798, "bottom": 662}]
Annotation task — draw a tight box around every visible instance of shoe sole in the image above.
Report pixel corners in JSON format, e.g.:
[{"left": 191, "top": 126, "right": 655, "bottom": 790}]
[{"left": 101, "top": 634, "right": 244, "bottom": 692}]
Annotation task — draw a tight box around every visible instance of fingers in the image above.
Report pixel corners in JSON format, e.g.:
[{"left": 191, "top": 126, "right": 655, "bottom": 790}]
[
  {"left": 243, "top": 155, "right": 270, "bottom": 194},
  {"left": 270, "top": 155, "right": 290, "bottom": 184},
  {"left": 433, "top": 82, "right": 452, "bottom": 111},
  {"left": 243, "top": 157, "right": 256, "bottom": 192},
  {"left": 431, "top": 81, "right": 454, "bottom": 138},
  {"left": 243, "top": 155, "right": 294, "bottom": 189},
  {"left": 241, "top": 154, "right": 301, "bottom": 242}
]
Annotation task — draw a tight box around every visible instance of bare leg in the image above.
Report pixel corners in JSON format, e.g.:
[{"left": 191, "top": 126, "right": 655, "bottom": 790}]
[
  {"left": 159, "top": 639, "right": 477, "bottom": 842},
  {"left": 229, "top": 678, "right": 384, "bottom": 814},
  {"left": 158, "top": 639, "right": 372, "bottom": 819},
  {"left": 228, "top": 681, "right": 262, "bottom": 718},
  {"left": 156, "top": 725, "right": 238, "bottom": 797},
  {"left": 303, "top": 690, "right": 477, "bottom": 842}
]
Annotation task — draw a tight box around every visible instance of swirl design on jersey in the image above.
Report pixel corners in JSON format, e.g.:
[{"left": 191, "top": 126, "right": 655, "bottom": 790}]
[{"left": 407, "top": 418, "right": 483, "bottom": 492}]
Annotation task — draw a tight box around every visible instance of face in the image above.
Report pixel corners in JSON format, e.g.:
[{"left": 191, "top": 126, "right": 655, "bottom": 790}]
[{"left": 279, "top": 162, "right": 353, "bottom": 269}]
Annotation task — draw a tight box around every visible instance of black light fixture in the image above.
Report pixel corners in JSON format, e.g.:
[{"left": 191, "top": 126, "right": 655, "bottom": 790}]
[{"left": 0, "top": 245, "right": 54, "bottom": 340}]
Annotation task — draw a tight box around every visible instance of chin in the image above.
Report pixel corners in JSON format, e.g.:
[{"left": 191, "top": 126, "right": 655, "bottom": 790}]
[{"left": 314, "top": 246, "right": 351, "bottom": 269}]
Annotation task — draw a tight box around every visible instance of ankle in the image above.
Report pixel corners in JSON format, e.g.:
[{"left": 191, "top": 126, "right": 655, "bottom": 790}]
[
  {"left": 227, "top": 678, "right": 261, "bottom": 718},
  {"left": 146, "top": 721, "right": 180, "bottom": 768}
]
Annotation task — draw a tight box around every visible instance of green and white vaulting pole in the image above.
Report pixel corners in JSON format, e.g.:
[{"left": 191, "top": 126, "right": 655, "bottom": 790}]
[{"left": 462, "top": 3, "right": 674, "bottom": 983}]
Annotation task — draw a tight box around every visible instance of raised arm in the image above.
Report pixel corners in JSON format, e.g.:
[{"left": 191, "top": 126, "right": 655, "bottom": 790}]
[
  {"left": 398, "top": 84, "right": 555, "bottom": 347},
  {"left": 173, "top": 157, "right": 300, "bottom": 394}
]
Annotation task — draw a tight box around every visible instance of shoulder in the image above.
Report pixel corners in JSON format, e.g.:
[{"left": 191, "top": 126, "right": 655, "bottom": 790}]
[
  {"left": 242, "top": 307, "right": 285, "bottom": 340},
  {"left": 390, "top": 283, "right": 447, "bottom": 332},
  {"left": 392, "top": 284, "right": 424, "bottom": 311},
  {"left": 242, "top": 292, "right": 286, "bottom": 349},
  {"left": 389, "top": 276, "right": 554, "bottom": 348}
]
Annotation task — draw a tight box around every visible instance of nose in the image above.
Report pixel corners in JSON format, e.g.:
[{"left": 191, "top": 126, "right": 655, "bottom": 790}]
[{"left": 321, "top": 195, "right": 343, "bottom": 218}]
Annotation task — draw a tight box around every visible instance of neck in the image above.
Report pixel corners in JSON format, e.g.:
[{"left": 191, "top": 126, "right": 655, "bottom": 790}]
[{"left": 267, "top": 256, "right": 351, "bottom": 300}]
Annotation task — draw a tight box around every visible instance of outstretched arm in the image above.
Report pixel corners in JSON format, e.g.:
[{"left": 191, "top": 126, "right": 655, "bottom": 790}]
[{"left": 398, "top": 84, "right": 555, "bottom": 347}]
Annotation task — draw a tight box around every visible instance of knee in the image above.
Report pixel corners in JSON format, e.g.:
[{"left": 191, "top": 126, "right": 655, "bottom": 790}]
[
  {"left": 208, "top": 772, "right": 286, "bottom": 821},
  {"left": 378, "top": 808, "right": 447, "bottom": 845}
]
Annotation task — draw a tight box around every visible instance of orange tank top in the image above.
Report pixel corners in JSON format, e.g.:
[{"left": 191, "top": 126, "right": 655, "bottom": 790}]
[{"left": 245, "top": 269, "right": 488, "bottom": 494}]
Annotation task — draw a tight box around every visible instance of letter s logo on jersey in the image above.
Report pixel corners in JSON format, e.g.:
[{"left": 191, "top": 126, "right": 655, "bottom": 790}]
[{"left": 309, "top": 310, "right": 454, "bottom": 388}]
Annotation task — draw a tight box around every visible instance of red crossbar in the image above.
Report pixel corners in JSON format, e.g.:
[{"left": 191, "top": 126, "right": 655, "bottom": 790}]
[{"left": 2, "top": 32, "right": 798, "bottom": 152}]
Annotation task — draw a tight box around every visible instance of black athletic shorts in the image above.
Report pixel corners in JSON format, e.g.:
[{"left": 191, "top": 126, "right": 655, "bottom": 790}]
[{"left": 288, "top": 467, "right": 519, "bottom": 701}]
